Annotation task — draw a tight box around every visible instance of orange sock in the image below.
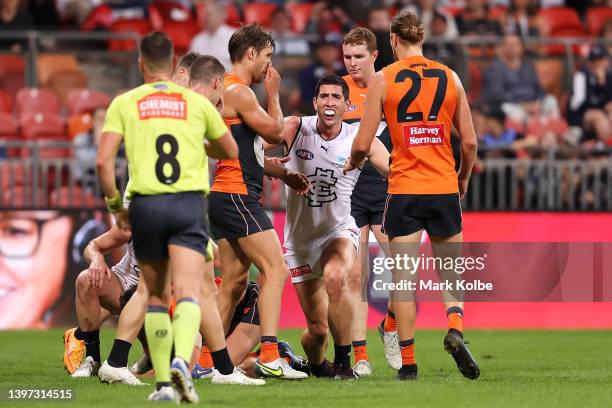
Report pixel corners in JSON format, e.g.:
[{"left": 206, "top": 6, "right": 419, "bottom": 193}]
[
  {"left": 447, "top": 307, "right": 463, "bottom": 334},
  {"left": 399, "top": 339, "right": 415, "bottom": 366},
  {"left": 198, "top": 345, "right": 213, "bottom": 369},
  {"left": 259, "top": 338, "right": 280, "bottom": 363},
  {"left": 384, "top": 310, "right": 397, "bottom": 332},
  {"left": 352, "top": 341, "right": 368, "bottom": 362}
]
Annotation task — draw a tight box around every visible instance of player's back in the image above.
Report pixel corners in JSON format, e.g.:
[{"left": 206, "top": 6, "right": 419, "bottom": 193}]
[
  {"left": 382, "top": 55, "right": 458, "bottom": 194},
  {"left": 211, "top": 74, "right": 265, "bottom": 198},
  {"left": 104, "top": 81, "right": 225, "bottom": 198}
]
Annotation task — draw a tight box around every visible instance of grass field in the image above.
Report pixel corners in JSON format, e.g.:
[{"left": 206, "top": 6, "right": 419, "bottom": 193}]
[{"left": 1, "top": 329, "right": 611, "bottom": 407}]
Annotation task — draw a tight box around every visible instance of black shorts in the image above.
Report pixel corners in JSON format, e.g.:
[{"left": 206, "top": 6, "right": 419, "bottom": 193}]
[
  {"left": 227, "top": 280, "right": 260, "bottom": 337},
  {"left": 351, "top": 181, "right": 388, "bottom": 228},
  {"left": 208, "top": 191, "right": 273, "bottom": 241},
  {"left": 129, "top": 192, "right": 210, "bottom": 262},
  {"left": 382, "top": 193, "right": 463, "bottom": 238}
]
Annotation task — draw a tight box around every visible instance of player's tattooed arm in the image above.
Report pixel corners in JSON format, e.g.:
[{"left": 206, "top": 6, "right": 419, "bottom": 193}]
[
  {"left": 345, "top": 72, "right": 387, "bottom": 174},
  {"left": 367, "top": 137, "right": 391, "bottom": 178},
  {"left": 452, "top": 71, "right": 478, "bottom": 199},
  {"left": 83, "top": 225, "right": 131, "bottom": 288},
  {"left": 225, "top": 82, "right": 284, "bottom": 144}
]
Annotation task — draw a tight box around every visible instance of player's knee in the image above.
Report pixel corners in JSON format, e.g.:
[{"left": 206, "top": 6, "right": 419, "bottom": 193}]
[
  {"left": 323, "top": 269, "right": 346, "bottom": 301},
  {"left": 75, "top": 270, "right": 92, "bottom": 295}
]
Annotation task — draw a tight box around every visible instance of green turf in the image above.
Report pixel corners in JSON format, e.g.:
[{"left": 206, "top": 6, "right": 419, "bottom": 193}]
[{"left": 0, "top": 329, "right": 611, "bottom": 407}]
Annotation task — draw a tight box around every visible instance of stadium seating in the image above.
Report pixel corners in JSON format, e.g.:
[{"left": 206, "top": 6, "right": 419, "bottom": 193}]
[
  {"left": 0, "top": 55, "right": 25, "bottom": 97},
  {"left": 50, "top": 186, "right": 102, "bottom": 208},
  {"left": 0, "top": 90, "right": 13, "bottom": 113},
  {"left": 0, "top": 161, "right": 30, "bottom": 189},
  {"left": 538, "top": 7, "right": 586, "bottom": 55},
  {"left": 16, "top": 88, "right": 60, "bottom": 116},
  {"left": 1, "top": 185, "right": 47, "bottom": 208},
  {"left": 162, "top": 20, "right": 200, "bottom": 55},
  {"left": 585, "top": 7, "right": 612, "bottom": 36},
  {"left": 0, "top": 112, "right": 18, "bottom": 138},
  {"left": 108, "top": 19, "right": 150, "bottom": 51},
  {"left": 66, "top": 89, "right": 110, "bottom": 115},
  {"left": 37, "top": 54, "right": 82, "bottom": 86},
  {"left": 67, "top": 113, "right": 93, "bottom": 140},
  {"left": 288, "top": 3, "right": 314, "bottom": 33},
  {"left": 148, "top": 0, "right": 193, "bottom": 30},
  {"left": 243, "top": 3, "right": 278, "bottom": 27},
  {"left": 47, "top": 70, "right": 88, "bottom": 106},
  {"left": 19, "top": 112, "right": 65, "bottom": 140}
]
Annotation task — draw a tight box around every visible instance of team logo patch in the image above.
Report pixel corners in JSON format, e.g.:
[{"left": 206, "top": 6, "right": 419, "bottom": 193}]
[
  {"left": 402, "top": 124, "right": 445, "bottom": 148},
  {"left": 138, "top": 92, "right": 187, "bottom": 120},
  {"left": 290, "top": 264, "right": 312, "bottom": 278},
  {"left": 306, "top": 167, "right": 338, "bottom": 207},
  {"left": 296, "top": 149, "right": 314, "bottom": 160}
]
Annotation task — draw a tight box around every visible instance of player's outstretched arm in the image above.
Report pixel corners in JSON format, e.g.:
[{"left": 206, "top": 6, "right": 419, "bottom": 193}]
[
  {"left": 345, "top": 72, "right": 387, "bottom": 174},
  {"left": 367, "top": 137, "right": 391, "bottom": 178},
  {"left": 83, "top": 224, "right": 132, "bottom": 289},
  {"left": 452, "top": 71, "right": 478, "bottom": 199},
  {"left": 225, "top": 81, "right": 284, "bottom": 145},
  {"left": 206, "top": 130, "right": 238, "bottom": 160},
  {"left": 264, "top": 158, "right": 310, "bottom": 195}
]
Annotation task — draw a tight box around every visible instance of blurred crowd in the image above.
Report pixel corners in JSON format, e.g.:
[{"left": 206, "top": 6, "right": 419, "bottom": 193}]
[{"left": 1, "top": 0, "right": 611, "bottom": 157}]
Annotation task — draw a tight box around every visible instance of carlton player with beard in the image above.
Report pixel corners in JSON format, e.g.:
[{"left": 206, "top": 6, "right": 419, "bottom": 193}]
[{"left": 344, "top": 11, "right": 479, "bottom": 381}]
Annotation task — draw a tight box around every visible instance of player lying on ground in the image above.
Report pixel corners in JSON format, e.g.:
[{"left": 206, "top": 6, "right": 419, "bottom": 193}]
[{"left": 279, "top": 75, "right": 390, "bottom": 379}]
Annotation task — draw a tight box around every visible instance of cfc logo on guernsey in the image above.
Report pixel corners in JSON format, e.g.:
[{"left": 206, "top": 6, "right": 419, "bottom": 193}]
[{"left": 403, "top": 123, "right": 445, "bottom": 148}]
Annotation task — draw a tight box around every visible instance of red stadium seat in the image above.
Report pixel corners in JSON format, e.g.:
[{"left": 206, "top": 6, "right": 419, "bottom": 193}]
[
  {"left": 288, "top": 3, "right": 314, "bottom": 33},
  {"left": 0, "top": 161, "right": 31, "bottom": 189},
  {"left": 585, "top": 7, "right": 612, "bottom": 36},
  {"left": 489, "top": 6, "right": 507, "bottom": 20},
  {"left": 0, "top": 90, "right": 13, "bottom": 113},
  {"left": 19, "top": 112, "right": 65, "bottom": 140},
  {"left": 81, "top": 4, "right": 114, "bottom": 31},
  {"left": 50, "top": 186, "right": 103, "bottom": 208},
  {"left": 47, "top": 70, "right": 88, "bottom": 106},
  {"left": 0, "top": 55, "right": 25, "bottom": 97},
  {"left": 66, "top": 89, "right": 111, "bottom": 115},
  {"left": 148, "top": 0, "right": 193, "bottom": 30},
  {"left": 16, "top": 88, "right": 60, "bottom": 115},
  {"left": 163, "top": 20, "right": 199, "bottom": 55},
  {"left": 37, "top": 54, "right": 82, "bottom": 86},
  {"left": 0, "top": 112, "right": 18, "bottom": 137},
  {"left": 243, "top": 3, "right": 277, "bottom": 27},
  {"left": 1, "top": 185, "right": 47, "bottom": 208},
  {"left": 108, "top": 19, "right": 150, "bottom": 51},
  {"left": 538, "top": 7, "right": 584, "bottom": 36}
]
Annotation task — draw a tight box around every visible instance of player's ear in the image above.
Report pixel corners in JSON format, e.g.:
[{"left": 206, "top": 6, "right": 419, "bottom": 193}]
[
  {"left": 247, "top": 46, "right": 256, "bottom": 62},
  {"left": 137, "top": 57, "right": 144, "bottom": 74},
  {"left": 312, "top": 96, "right": 317, "bottom": 111},
  {"left": 214, "top": 76, "right": 222, "bottom": 90},
  {"left": 372, "top": 50, "right": 379, "bottom": 63}
]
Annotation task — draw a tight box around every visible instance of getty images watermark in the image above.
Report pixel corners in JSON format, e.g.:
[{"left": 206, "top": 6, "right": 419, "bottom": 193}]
[
  {"left": 371, "top": 253, "right": 492, "bottom": 292},
  {"left": 362, "top": 242, "right": 612, "bottom": 302}
]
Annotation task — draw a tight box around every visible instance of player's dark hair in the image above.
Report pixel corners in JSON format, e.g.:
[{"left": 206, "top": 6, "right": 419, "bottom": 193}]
[
  {"left": 314, "top": 75, "right": 349, "bottom": 101},
  {"left": 228, "top": 23, "right": 276, "bottom": 64},
  {"left": 176, "top": 51, "right": 201, "bottom": 70},
  {"left": 139, "top": 31, "right": 174, "bottom": 70},
  {"left": 189, "top": 55, "right": 225, "bottom": 85},
  {"left": 390, "top": 10, "right": 425, "bottom": 44}
]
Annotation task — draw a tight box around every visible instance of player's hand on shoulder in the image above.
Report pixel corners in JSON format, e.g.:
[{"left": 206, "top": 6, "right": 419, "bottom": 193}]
[
  {"left": 343, "top": 158, "right": 363, "bottom": 175},
  {"left": 263, "top": 64, "right": 281, "bottom": 97}
]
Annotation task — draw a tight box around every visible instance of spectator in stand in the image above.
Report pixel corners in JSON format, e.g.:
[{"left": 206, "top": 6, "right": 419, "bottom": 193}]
[
  {"left": 305, "top": 1, "right": 355, "bottom": 44},
  {"left": 482, "top": 34, "right": 558, "bottom": 124},
  {"left": 480, "top": 107, "right": 521, "bottom": 155},
  {"left": 72, "top": 108, "right": 106, "bottom": 192},
  {"left": 270, "top": 6, "right": 309, "bottom": 57},
  {"left": 0, "top": 0, "right": 34, "bottom": 51},
  {"left": 568, "top": 44, "right": 612, "bottom": 144},
  {"left": 403, "top": 0, "right": 459, "bottom": 39},
  {"left": 500, "top": 0, "right": 540, "bottom": 39},
  {"left": 189, "top": 0, "right": 235, "bottom": 70},
  {"left": 298, "top": 40, "right": 345, "bottom": 111},
  {"left": 423, "top": 11, "right": 464, "bottom": 73},
  {"left": 367, "top": 7, "right": 395, "bottom": 72},
  {"left": 456, "top": 0, "right": 503, "bottom": 36}
]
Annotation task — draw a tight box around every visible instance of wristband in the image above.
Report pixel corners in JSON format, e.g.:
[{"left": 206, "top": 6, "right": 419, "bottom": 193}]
[{"left": 104, "top": 192, "right": 123, "bottom": 213}]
